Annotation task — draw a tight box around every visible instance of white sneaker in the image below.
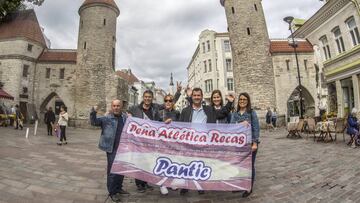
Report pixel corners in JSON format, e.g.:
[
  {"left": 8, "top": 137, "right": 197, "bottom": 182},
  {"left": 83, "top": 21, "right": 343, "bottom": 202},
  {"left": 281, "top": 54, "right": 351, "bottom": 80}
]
[{"left": 160, "top": 186, "right": 169, "bottom": 195}]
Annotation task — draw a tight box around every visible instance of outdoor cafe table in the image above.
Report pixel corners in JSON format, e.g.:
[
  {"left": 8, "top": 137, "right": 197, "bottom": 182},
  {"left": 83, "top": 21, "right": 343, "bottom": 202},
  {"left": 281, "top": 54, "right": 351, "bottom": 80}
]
[
  {"left": 315, "top": 121, "right": 335, "bottom": 142},
  {"left": 287, "top": 122, "right": 299, "bottom": 138}
]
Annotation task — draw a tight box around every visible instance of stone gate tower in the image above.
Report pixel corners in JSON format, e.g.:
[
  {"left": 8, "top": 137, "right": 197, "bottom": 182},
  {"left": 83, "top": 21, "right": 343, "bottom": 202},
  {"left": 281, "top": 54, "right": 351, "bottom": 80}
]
[
  {"left": 74, "top": 0, "right": 120, "bottom": 126},
  {"left": 220, "top": 0, "right": 276, "bottom": 111}
]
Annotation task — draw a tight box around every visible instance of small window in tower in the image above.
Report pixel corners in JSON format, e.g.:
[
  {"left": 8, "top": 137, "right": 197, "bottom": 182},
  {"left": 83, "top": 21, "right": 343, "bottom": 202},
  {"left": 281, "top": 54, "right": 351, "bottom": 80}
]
[
  {"left": 27, "top": 44, "right": 33, "bottom": 52},
  {"left": 46, "top": 68, "right": 50, "bottom": 79},
  {"left": 231, "top": 7, "right": 235, "bottom": 14},
  {"left": 286, "top": 59, "right": 290, "bottom": 71},
  {"left": 254, "top": 4, "right": 258, "bottom": 11},
  {"left": 84, "top": 42, "right": 87, "bottom": 49},
  {"left": 59, "top": 68, "right": 65, "bottom": 79},
  {"left": 81, "top": 20, "right": 83, "bottom": 28},
  {"left": 103, "top": 19, "right": 106, "bottom": 26},
  {"left": 247, "top": 28, "right": 251, "bottom": 35},
  {"left": 112, "top": 48, "right": 115, "bottom": 71}
]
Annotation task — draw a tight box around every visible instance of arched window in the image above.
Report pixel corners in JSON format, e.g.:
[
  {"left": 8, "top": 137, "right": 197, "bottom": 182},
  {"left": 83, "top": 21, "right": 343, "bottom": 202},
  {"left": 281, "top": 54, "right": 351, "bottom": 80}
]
[
  {"left": 346, "top": 16, "right": 360, "bottom": 46},
  {"left": 332, "top": 26, "right": 346, "bottom": 54},
  {"left": 319, "top": 35, "right": 331, "bottom": 60}
]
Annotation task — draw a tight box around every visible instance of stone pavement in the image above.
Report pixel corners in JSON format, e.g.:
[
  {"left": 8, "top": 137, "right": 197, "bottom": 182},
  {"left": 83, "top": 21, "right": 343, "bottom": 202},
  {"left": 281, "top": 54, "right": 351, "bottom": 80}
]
[{"left": 0, "top": 126, "right": 360, "bottom": 203}]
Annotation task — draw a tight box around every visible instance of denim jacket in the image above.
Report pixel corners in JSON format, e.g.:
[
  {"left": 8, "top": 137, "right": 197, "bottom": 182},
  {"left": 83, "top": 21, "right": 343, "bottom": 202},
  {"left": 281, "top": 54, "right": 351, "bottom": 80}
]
[
  {"left": 230, "top": 110, "right": 260, "bottom": 143},
  {"left": 90, "top": 110, "right": 127, "bottom": 153}
]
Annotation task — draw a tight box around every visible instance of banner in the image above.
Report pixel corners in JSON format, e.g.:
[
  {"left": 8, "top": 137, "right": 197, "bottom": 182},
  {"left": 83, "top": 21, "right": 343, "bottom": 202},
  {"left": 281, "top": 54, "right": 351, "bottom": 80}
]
[{"left": 111, "top": 117, "right": 252, "bottom": 191}]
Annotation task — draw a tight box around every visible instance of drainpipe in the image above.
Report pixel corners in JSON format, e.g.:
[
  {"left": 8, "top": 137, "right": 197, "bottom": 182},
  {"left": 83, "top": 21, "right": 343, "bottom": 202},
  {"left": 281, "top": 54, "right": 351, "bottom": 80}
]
[{"left": 350, "top": 0, "right": 360, "bottom": 17}]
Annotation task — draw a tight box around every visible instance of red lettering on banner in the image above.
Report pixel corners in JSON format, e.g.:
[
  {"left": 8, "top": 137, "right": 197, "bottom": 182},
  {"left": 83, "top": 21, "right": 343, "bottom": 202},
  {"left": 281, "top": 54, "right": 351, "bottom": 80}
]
[
  {"left": 159, "top": 130, "right": 168, "bottom": 138},
  {"left": 220, "top": 136, "right": 225, "bottom": 143},
  {"left": 136, "top": 128, "right": 141, "bottom": 134},
  {"left": 149, "top": 130, "right": 156, "bottom": 137},
  {"left": 129, "top": 123, "right": 137, "bottom": 132},
  {"left": 173, "top": 131, "right": 179, "bottom": 139},
  {"left": 211, "top": 132, "right": 219, "bottom": 143},
  {"left": 239, "top": 135, "right": 244, "bottom": 145},
  {"left": 194, "top": 135, "right": 199, "bottom": 142},
  {"left": 200, "top": 135, "right": 207, "bottom": 142},
  {"left": 231, "top": 136, "right": 239, "bottom": 144},
  {"left": 180, "top": 134, "right": 186, "bottom": 140}
]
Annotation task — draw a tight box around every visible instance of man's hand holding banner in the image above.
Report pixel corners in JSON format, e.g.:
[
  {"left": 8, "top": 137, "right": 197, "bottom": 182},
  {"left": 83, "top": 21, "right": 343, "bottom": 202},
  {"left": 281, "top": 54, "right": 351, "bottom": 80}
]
[{"left": 111, "top": 117, "right": 252, "bottom": 191}]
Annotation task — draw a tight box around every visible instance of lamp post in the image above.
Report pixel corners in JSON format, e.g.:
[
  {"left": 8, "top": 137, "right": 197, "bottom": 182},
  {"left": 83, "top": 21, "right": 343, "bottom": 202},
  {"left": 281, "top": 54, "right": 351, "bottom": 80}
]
[{"left": 283, "top": 16, "right": 304, "bottom": 119}]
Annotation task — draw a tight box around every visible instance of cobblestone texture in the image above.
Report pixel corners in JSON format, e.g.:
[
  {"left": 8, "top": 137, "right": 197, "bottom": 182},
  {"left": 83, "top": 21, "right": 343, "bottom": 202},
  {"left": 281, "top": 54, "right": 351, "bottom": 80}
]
[{"left": 0, "top": 126, "right": 359, "bottom": 203}]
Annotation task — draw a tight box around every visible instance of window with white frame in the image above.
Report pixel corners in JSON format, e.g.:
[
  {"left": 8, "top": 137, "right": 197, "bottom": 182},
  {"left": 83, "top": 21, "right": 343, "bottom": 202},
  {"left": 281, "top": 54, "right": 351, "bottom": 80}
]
[
  {"left": 224, "top": 40, "right": 231, "bottom": 52},
  {"left": 207, "top": 40, "right": 210, "bottom": 52},
  {"left": 205, "top": 79, "right": 213, "bottom": 93},
  {"left": 332, "top": 27, "right": 346, "bottom": 54},
  {"left": 320, "top": 35, "right": 331, "bottom": 60},
  {"left": 202, "top": 42, "right": 206, "bottom": 53},
  {"left": 227, "top": 78, "right": 234, "bottom": 91},
  {"left": 226, "top": 59, "right": 232, "bottom": 72},
  {"left": 346, "top": 17, "right": 360, "bottom": 46}
]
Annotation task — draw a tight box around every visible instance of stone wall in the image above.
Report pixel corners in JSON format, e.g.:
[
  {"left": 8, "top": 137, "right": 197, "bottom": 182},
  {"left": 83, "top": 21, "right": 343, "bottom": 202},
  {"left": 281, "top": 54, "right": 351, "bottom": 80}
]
[{"left": 222, "top": 0, "right": 276, "bottom": 111}]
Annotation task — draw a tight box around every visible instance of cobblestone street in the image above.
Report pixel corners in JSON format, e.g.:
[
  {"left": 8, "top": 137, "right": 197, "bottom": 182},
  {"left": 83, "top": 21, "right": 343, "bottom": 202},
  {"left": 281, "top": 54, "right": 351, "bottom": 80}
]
[{"left": 0, "top": 126, "right": 360, "bottom": 203}]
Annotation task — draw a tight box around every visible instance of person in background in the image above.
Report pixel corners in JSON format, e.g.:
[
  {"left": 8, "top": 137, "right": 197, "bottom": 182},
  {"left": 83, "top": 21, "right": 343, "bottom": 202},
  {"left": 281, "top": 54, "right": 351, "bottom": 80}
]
[
  {"left": 90, "top": 100, "right": 129, "bottom": 203},
  {"left": 44, "top": 107, "right": 56, "bottom": 136},
  {"left": 230, "top": 92, "right": 260, "bottom": 198},
  {"left": 265, "top": 107, "right": 273, "bottom": 130},
  {"left": 271, "top": 108, "right": 277, "bottom": 129},
  {"left": 14, "top": 104, "right": 23, "bottom": 130},
  {"left": 347, "top": 108, "right": 359, "bottom": 148},
  {"left": 57, "top": 106, "right": 68, "bottom": 145}
]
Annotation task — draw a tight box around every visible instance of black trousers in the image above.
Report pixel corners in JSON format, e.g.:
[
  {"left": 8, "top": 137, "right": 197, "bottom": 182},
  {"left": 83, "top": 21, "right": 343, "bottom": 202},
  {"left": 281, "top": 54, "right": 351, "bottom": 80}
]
[
  {"left": 135, "top": 179, "right": 147, "bottom": 187},
  {"left": 107, "top": 151, "right": 124, "bottom": 195},
  {"left": 59, "top": 126, "right": 66, "bottom": 141},
  {"left": 47, "top": 123, "right": 53, "bottom": 135}
]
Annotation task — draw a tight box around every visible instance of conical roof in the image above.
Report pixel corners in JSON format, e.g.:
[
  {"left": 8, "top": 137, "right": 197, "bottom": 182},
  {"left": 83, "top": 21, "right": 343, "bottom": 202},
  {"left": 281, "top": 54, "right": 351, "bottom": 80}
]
[{"left": 79, "top": 0, "right": 119, "bottom": 15}]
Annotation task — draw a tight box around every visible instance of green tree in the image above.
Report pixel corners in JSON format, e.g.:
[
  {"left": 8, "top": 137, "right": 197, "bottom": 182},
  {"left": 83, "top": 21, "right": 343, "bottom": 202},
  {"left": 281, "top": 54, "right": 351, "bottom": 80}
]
[{"left": 0, "top": 0, "right": 44, "bottom": 21}]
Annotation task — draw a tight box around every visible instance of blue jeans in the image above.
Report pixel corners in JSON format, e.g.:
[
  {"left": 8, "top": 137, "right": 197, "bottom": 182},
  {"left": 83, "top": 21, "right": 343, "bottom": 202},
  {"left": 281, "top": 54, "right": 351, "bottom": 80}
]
[
  {"left": 107, "top": 151, "right": 124, "bottom": 195},
  {"left": 251, "top": 148, "right": 258, "bottom": 190}
]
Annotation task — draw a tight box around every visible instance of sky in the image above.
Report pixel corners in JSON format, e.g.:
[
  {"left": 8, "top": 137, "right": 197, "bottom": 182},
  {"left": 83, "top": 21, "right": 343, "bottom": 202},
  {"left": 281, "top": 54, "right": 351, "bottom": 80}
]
[{"left": 33, "top": 0, "right": 324, "bottom": 90}]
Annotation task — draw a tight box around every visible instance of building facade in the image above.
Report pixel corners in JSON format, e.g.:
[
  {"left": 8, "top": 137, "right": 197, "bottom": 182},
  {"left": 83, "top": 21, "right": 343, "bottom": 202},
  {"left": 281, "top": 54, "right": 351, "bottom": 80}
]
[
  {"left": 187, "top": 30, "right": 234, "bottom": 104},
  {"left": 0, "top": 0, "right": 128, "bottom": 127},
  {"left": 188, "top": 30, "right": 317, "bottom": 123},
  {"left": 293, "top": 0, "right": 360, "bottom": 118}
]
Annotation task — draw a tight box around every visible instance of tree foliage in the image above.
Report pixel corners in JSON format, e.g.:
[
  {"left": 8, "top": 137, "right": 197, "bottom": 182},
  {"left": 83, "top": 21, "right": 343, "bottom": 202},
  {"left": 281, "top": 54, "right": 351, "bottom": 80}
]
[{"left": 0, "top": 0, "right": 44, "bottom": 21}]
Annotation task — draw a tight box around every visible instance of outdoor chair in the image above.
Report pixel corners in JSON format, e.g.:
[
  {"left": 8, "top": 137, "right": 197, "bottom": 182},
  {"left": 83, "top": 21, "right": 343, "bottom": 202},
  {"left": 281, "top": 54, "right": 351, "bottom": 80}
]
[
  {"left": 305, "top": 118, "right": 316, "bottom": 140},
  {"left": 294, "top": 119, "right": 304, "bottom": 138},
  {"left": 332, "top": 118, "right": 346, "bottom": 142}
]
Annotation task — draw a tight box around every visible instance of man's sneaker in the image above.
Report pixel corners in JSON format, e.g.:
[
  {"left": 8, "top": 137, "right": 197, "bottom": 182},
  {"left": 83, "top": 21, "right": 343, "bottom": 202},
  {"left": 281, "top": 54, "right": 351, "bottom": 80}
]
[
  {"left": 144, "top": 184, "right": 153, "bottom": 190},
  {"left": 180, "top": 189, "right": 188, "bottom": 195},
  {"left": 109, "top": 193, "right": 121, "bottom": 202},
  {"left": 63, "top": 141, "right": 68, "bottom": 145},
  {"left": 118, "top": 189, "right": 130, "bottom": 195},
  {"left": 137, "top": 185, "right": 146, "bottom": 193},
  {"left": 57, "top": 142, "right": 62, "bottom": 146},
  {"left": 160, "top": 186, "right": 169, "bottom": 195},
  {"left": 198, "top": 190, "right": 205, "bottom": 195}
]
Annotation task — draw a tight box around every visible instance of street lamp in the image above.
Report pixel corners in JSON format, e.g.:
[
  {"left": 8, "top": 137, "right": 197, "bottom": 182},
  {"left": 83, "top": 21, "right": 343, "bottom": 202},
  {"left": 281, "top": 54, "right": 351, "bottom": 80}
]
[{"left": 283, "top": 16, "right": 304, "bottom": 119}]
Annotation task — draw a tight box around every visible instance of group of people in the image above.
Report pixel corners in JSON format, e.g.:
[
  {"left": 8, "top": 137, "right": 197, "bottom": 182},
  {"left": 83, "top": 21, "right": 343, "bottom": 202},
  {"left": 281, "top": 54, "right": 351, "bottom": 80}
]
[
  {"left": 90, "top": 83, "right": 260, "bottom": 203},
  {"left": 44, "top": 106, "right": 69, "bottom": 145}
]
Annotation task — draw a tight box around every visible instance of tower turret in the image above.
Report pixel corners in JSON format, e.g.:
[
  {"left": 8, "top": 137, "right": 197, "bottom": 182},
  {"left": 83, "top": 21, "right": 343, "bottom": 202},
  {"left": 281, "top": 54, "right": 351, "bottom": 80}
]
[
  {"left": 74, "top": 0, "right": 120, "bottom": 126},
  {"left": 220, "top": 0, "right": 276, "bottom": 111}
]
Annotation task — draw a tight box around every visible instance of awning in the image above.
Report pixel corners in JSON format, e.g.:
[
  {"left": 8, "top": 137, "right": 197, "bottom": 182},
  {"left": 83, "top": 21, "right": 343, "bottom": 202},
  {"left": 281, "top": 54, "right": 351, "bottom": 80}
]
[{"left": 0, "top": 89, "right": 14, "bottom": 100}]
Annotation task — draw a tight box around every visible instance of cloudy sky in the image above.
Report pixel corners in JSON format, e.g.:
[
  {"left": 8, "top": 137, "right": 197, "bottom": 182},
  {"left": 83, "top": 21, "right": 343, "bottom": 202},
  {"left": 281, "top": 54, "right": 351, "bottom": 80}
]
[{"left": 33, "top": 0, "right": 324, "bottom": 89}]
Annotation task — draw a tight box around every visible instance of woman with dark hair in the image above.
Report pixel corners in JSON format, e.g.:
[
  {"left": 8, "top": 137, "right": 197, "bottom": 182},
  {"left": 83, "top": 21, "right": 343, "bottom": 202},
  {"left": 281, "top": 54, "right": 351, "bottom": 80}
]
[
  {"left": 210, "top": 90, "right": 231, "bottom": 123},
  {"left": 57, "top": 105, "right": 68, "bottom": 145},
  {"left": 230, "top": 92, "right": 260, "bottom": 197}
]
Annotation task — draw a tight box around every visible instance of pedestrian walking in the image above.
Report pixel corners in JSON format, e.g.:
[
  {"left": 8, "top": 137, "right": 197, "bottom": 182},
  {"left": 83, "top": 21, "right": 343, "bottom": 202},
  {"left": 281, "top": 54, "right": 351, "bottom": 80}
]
[
  {"left": 272, "top": 108, "right": 277, "bottom": 128},
  {"left": 230, "top": 92, "right": 260, "bottom": 197},
  {"left": 90, "top": 100, "right": 130, "bottom": 202},
  {"left": 56, "top": 106, "right": 68, "bottom": 145},
  {"left": 14, "top": 105, "right": 23, "bottom": 130},
  {"left": 265, "top": 107, "right": 273, "bottom": 130},
  {"left": 44, "top": 107, "right": 55, "bottom": 136}
]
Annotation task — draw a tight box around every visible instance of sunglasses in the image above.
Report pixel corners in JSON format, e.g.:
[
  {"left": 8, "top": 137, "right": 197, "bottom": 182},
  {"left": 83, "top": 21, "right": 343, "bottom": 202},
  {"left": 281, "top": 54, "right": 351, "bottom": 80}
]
[
  {"left": 239, "top": 99, "right": 248, "bottom": 101},
  {"left": 164, "top": 100, "right": 173, "bottom": 103}
]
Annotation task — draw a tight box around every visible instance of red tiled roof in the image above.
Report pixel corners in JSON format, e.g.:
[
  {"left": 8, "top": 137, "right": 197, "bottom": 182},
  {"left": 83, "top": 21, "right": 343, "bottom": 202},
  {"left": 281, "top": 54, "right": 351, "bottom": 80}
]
[
  {"left": 0, "top": 89, "right": 14, "bottom": 100},
  {"left": 38, "top": 50, "right": 77, "bottom": 63},
  {"left": 0, "top": 9, "right": 46, "bottom": 47},
  {"left": 116, "top": 70, "right": 139, "bottom": 85},
  {"left": 80, "top": 0, "right": 119, "bottom": 13},
  {"left": 270, "top": 40, "right": 314, "bottom": 53}
]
